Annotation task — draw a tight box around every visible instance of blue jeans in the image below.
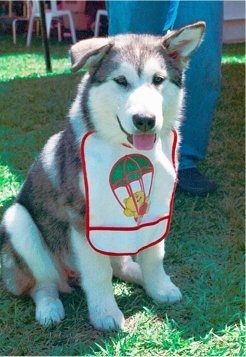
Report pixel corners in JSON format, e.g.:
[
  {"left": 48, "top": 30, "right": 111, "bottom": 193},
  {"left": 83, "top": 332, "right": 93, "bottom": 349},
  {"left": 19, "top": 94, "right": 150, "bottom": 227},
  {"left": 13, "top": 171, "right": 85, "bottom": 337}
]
[{"left": 106, "top": 0, "right": 223, "bottom": 170}]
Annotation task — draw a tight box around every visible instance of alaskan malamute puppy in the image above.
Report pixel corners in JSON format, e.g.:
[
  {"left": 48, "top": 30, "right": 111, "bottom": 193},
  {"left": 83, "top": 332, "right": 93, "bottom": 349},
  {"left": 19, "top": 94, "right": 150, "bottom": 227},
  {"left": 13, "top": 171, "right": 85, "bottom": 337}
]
[{"left": 0, "top": 22, "right": 205, "bottom": 330}]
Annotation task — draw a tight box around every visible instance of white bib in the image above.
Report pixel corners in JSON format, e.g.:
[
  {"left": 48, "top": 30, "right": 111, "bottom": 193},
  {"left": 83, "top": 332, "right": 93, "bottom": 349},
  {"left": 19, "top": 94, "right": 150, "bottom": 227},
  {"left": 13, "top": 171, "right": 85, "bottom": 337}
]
[{"left": 80, "top": 131, "right": 178, "bottom": 255}]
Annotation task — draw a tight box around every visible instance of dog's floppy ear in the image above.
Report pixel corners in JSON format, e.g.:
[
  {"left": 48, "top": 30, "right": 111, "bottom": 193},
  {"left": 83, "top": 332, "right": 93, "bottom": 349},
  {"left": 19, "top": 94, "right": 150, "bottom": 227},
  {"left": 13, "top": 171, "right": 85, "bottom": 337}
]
[
  {"left": 162, "top": 21, "right": 206, "bottom": 67},
  {"left": 70, "top": 38, "right": 113, "bottom": 73}
]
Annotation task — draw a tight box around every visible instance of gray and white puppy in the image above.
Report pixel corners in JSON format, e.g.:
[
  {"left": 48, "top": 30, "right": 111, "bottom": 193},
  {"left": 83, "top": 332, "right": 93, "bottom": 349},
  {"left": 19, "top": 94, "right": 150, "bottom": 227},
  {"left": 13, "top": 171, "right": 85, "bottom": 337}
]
[{"left": 0, "top": 22, "right": 205, "bottom": 330}]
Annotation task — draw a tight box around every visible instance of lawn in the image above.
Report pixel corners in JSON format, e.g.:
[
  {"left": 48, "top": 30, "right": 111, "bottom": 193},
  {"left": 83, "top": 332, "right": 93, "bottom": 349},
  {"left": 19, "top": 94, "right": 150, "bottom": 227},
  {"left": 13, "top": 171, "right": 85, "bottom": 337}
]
[{"left": 0, "top": 34, "right": 245, "bottom": 356}]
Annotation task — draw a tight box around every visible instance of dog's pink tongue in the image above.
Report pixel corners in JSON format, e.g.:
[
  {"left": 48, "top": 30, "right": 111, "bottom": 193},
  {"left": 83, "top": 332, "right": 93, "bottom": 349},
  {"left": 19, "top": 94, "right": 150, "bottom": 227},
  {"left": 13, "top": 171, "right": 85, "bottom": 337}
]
[{"left": 132, "top": 134, "right": 156, "bottom": 150}]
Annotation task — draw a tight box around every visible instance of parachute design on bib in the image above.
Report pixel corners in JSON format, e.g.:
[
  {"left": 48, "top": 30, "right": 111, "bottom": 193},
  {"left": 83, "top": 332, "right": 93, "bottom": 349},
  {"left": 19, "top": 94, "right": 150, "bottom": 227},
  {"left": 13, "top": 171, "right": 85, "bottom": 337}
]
[{"left": 109, "top": 154, "right": 154, "bottom": 225}]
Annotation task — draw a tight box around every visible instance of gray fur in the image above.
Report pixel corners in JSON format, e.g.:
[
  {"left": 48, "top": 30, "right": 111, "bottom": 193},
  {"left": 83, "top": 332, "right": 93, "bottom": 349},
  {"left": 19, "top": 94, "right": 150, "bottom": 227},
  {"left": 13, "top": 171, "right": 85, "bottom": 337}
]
[
  {"left": 16, "top": 123, "right": 84, "bottom": 252},
  {"left": 88, "top": 34, "right": 184, "bottom": 88}
]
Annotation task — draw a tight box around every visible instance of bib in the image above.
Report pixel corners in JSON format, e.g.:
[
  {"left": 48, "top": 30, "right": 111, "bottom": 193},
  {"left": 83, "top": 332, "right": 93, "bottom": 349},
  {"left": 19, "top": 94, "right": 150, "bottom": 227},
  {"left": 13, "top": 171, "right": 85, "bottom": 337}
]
[{"left": 80, "top": 131, "right": 178, "bottom": 255}]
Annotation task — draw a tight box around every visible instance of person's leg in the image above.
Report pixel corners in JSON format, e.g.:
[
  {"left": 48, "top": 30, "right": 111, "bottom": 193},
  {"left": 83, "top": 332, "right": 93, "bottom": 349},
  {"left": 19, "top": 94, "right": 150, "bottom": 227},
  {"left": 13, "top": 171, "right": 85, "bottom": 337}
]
[
  {"left": 106, "top": 0, "right": 223, "bottom": 195},
  {"left": 174, "top": 1, "right": 223, "bottom": 195},
  {"left": 107, "top": 0, "right": 169, "bottom": 35}
]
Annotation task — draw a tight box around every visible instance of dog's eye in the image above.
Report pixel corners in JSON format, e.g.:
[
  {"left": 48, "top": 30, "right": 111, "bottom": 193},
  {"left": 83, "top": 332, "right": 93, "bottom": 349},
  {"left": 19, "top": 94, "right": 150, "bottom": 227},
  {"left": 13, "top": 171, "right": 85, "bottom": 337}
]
[
  {"left": 113, "top": 76, "right": 128, "bottom": 87},
  {"left": 152, "top": 75, "right": 165, "bottom": 86}
]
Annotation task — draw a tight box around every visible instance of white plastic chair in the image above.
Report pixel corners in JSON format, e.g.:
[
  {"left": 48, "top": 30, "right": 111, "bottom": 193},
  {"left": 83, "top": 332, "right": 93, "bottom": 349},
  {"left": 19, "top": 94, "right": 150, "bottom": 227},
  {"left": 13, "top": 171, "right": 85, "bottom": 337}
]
[
  {"left": 26, "top": 0, "right": 76, "bottom": 46},
  {"left": 13, "top": 16, "right": 29, "bottom": 44},
  {"left": 94, "top": 9, "right": 107, "bottom": 37},
  {"left": 7, "top": 0, "right": 29, "bottom": 44}
]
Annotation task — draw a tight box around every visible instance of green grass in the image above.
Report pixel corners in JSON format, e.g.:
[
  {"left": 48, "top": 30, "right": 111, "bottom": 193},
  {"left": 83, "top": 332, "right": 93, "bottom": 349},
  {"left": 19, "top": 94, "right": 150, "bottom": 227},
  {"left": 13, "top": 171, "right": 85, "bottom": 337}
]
[
  {"left": 0, "top": 33, "right": 86, "bottom": 82},
  {"left": 0, "top": 34, "right": 245, "bottom": 355},
  {"left": 0, "top": 52, "right": 72, "bottom": 81}
]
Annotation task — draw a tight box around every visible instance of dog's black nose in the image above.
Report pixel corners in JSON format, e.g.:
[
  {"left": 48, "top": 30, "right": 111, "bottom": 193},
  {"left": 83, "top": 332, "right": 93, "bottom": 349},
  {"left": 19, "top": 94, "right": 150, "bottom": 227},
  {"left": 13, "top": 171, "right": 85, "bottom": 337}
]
[{"left": 133, "top": 114, "right": 156, "bottom": 132}]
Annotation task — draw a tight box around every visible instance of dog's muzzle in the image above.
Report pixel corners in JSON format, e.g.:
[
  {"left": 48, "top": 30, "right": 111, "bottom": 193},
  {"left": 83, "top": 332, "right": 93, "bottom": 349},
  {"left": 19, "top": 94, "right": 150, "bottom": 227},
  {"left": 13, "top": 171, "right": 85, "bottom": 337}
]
[
  {"left": 117, "top": 115, "right": 157, "bottom": 150},
  {"left": 131, "top": 114, "right": 156, "bottom": 150},
  {"left": 120, "top": 114, "right": 157, "bottom": 150}
]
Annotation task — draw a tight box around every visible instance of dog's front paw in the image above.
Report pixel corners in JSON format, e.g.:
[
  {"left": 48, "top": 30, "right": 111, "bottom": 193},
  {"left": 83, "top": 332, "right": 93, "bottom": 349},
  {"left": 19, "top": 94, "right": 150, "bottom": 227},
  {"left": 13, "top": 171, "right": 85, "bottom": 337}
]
[
  {"left": 35, "top": 297, "right": 65, "bottom": 326},
  {"left": 89, "top": 304, "right": 125, "bottom": 331},
  {"left": 148, "top": 281, "right": 182, "bottom": 304}
]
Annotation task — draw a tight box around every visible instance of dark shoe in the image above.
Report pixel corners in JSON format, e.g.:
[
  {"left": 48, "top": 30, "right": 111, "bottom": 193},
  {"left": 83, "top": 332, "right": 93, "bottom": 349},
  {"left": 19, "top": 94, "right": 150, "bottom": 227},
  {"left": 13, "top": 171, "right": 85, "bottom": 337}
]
[{"left": 178, "top": 168, "right": 217, "bottom": 196}]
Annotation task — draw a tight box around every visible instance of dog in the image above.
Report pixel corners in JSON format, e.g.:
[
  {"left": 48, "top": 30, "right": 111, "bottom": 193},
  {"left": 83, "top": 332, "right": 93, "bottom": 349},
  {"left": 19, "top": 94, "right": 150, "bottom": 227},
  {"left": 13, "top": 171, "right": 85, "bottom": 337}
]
[{"left": 0, "top": 22, "right": 205, "bottom": 330}]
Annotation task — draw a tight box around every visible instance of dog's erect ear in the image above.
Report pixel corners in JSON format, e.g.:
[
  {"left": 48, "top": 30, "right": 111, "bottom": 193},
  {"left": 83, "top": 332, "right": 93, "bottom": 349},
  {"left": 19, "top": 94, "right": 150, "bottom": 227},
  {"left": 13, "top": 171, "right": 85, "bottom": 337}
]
[
  {"left": 70, "top": 38, "right": 113, "bottom": 73},
  {"left": 162, "top": 21, "right": 206, "bottom": 67}
]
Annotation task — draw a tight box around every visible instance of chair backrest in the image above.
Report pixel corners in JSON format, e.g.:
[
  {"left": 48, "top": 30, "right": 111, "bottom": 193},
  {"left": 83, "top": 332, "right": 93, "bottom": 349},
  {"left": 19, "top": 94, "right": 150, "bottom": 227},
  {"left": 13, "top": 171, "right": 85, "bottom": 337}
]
[
  {"left": 30, "top": 0, "right": 40, "bottom": 15},
  {"left": 30, "top": 0, "right": 59, "bottom": 16},
  {"left": 50, "top": 1, "right": 58, "bottom": 13}
]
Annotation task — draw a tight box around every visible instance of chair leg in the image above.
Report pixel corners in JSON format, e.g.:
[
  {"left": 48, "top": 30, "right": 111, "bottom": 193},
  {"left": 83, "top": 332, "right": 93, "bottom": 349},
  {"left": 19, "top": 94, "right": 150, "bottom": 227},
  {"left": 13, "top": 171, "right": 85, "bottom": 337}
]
[
  {"left": 45, "top": 14, "right": 52, "bottom": 39},
  {"left": 67, "top": 13, "right": 76, "bottom": 43},
  {"left": 94, "top": 10, "right": 108, "bottom": 37},
  {"left": 36, "top": 20, "right": 40, "bottom": 37},
  {"left": 27, "top": 16, "right": 35, "bottom": 46},
  {"left": 94, "top": 11, "right": 100, "bottom": 37},
  {"left": 57, "top": 21, "right": 62, "bottom": 42},
  {"left": 12, "top": 19, "right": 17, "bottom": 44}
]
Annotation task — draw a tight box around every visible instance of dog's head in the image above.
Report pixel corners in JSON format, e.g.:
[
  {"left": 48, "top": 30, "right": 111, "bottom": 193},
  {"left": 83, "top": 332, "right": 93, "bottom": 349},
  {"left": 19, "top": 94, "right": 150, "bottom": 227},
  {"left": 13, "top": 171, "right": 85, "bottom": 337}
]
[{"left": 71, "top": 22, "right": 205, "bottom": 150}]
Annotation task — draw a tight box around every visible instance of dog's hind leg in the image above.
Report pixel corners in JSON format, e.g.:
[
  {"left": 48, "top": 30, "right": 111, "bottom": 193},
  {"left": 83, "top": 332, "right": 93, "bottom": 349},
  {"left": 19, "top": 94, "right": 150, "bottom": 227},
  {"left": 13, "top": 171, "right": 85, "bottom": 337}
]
[
  {"left": 71, "top": 227, "right": 125, "bottom": 330},
  {"left": 137, "top": 241, "right": 182, "bottom": 304},
  {"left": 110, "top": 256, "right": 143, "bottom": 286},
  {"left": 2, "top": 203, "right": 64, "bottom": 325}
]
